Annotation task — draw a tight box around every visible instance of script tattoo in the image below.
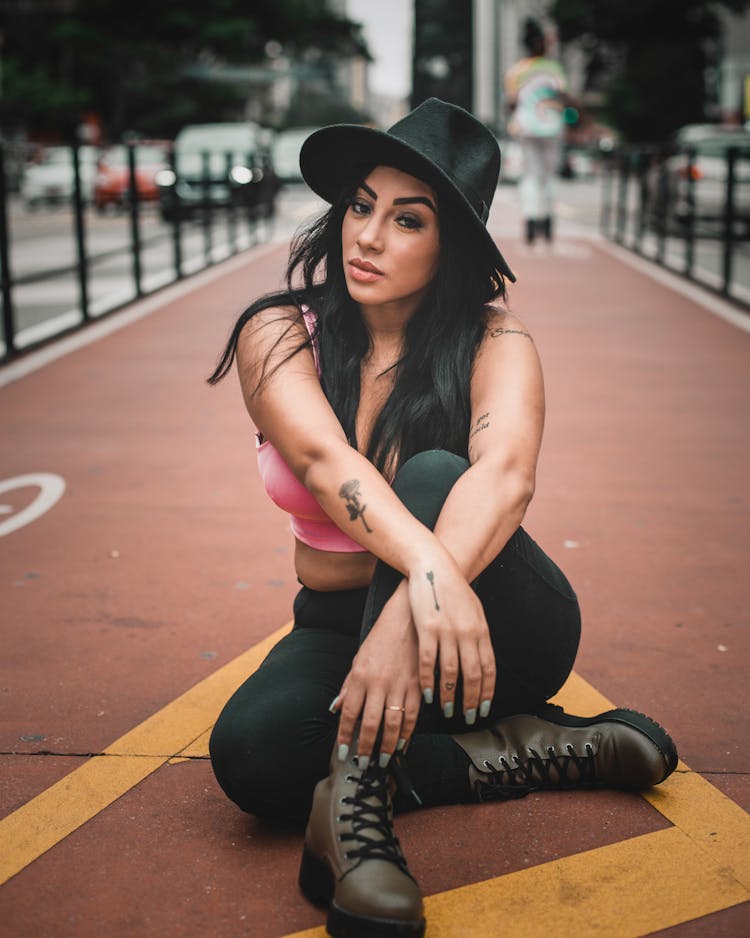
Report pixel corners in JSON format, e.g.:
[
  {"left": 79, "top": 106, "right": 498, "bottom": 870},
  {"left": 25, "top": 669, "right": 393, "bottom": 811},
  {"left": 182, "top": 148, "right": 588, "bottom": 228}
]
[
  {"left": 426, "top": 571, "right": 440, "bottom": 611},
  {"left": 489, "top": 327, "right": 532, "bottom": 340},
  {"left": 339, "top": 479, "right": 373, "bottom": 533},
  {"left": 470, "top": 412, "right": 490, "bottom": 439}
]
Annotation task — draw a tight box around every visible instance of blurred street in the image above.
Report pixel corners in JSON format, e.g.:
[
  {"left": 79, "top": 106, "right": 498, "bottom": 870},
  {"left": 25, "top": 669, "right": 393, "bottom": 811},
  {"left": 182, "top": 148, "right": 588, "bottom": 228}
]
[
  {"left": 5, "top": 184, "right": 325, "bottom": 347},
  {"left": 8, "top": 168, "right": 750, "bottom": 354},
  {"left": 1, "top": 179, "right": 748, "bottom": 936}
]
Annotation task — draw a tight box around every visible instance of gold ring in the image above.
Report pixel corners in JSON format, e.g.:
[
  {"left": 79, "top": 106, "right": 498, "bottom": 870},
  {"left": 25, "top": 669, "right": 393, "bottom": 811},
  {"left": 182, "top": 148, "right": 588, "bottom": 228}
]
[
  {"left": 386, "top": 705, "right": 405, "bottom": 712},
  {"left": 444, "top": 682, "right": 455, "bottom": 691}
]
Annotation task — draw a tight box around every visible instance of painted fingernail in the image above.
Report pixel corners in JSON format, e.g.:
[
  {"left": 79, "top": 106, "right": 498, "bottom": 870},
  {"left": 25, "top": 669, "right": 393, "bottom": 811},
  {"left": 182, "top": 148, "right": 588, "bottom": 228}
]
[
  {"left": 337, "top": 744, "right": 349, "bottom": 763},
  {"left": 396, "top": 738, "right": 406, "bottom": 751},
  {"left": 479, "top": 699, "right": 491, "bottom": 718},
  {"left": 443, "top": 701, "right": 454, "bottom": 719},
  {"left": 328, "top": 695, "right": 340, "bottom": 714},
  {"left": 358, "top": 755, "right": 370, "bottom": 771},
  {"left": 423, "top": 687, "right": 433, "bottom": 705},
  {"left": 465, "top": 708, "right": 477, "bottom": 726},
  {"left": 379, "top": 752, "right": 391, "bottom": 769}
]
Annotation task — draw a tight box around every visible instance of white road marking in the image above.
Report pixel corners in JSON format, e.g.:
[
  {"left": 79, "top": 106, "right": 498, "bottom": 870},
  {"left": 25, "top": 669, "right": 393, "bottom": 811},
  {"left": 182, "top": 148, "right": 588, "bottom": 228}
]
[{"left": 0, "top": 473, "right": 66, "bottom": 536}]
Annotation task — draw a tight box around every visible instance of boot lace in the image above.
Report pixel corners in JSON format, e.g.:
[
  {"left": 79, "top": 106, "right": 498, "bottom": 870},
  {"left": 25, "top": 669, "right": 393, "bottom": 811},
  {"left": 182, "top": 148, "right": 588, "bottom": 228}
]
[
  {"left": 338, "top": 764, "right": 410, "bottom": 873},
  {"left": 474, "top": 743, "right": 598, "bottom": 802}
]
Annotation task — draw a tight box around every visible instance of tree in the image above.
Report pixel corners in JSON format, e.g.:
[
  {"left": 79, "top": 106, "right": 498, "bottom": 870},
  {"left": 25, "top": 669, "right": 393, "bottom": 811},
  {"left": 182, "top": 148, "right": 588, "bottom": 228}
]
[
  {"left": 0, "top": 0, "right": 369, "bottom": 140},
  {"left": 551, "top": 0, "right": 750, "bottom": 141}
]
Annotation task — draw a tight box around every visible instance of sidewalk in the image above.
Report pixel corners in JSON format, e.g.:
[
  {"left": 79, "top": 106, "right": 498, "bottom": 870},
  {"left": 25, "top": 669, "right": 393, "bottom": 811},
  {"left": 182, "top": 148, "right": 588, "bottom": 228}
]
[{"left": 0, "top": 192, "right": 748, "bottom": 937}]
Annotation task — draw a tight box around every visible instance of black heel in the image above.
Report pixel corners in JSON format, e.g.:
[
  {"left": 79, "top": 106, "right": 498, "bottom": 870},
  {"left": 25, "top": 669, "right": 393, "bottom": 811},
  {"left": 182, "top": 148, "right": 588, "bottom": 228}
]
[
  {"left": 327, "top": 903, "right": 426, "bottom": 938},
  {"left": 298, "top": 844, "right": 334, "bottom": 907}
]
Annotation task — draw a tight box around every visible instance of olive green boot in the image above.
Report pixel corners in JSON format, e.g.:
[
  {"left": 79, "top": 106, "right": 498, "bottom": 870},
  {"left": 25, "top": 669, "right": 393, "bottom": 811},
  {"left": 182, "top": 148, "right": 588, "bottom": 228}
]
[
  {"left": 452, "top": 705, "right": 678, "bottom": 802},
  {"left": 299, "top": 736, "right": 425, "bottom": 938}
]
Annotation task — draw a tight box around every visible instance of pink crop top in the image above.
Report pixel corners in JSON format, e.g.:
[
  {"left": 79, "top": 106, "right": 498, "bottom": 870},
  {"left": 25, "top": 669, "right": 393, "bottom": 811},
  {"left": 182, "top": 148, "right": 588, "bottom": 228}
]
[{"left": 255, "top": 308, "right": 368, "bottom": 553}]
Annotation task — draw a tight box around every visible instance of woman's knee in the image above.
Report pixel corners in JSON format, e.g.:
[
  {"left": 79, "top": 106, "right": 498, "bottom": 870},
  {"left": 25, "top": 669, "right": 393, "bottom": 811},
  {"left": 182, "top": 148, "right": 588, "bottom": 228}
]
[
  {"left": 392, "top": 450, "right": 469, "bottom": 528},
  {"left": 209, "top": 683, "right": 337, "bottom": 821},
  {"left": 209, "top": 705, "right": 280, "bottom": 816}
]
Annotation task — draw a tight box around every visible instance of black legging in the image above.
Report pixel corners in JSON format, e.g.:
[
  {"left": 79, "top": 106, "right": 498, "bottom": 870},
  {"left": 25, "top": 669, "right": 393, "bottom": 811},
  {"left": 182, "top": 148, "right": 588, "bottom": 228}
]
[{"left": 209, "top": 450, "right": 581, "bottom": 824}]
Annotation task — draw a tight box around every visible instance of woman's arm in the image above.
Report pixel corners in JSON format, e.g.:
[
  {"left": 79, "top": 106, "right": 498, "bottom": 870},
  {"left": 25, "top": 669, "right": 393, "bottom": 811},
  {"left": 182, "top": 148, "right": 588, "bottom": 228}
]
[
  {"left": 435, "top": 308, "right": 545, "bottom": 580},
  {"left": 237, "top": 306, "right": 454, "bottom": 576},
  {"left": 403, "top": 308, "right": 545, "bottom": 726}
]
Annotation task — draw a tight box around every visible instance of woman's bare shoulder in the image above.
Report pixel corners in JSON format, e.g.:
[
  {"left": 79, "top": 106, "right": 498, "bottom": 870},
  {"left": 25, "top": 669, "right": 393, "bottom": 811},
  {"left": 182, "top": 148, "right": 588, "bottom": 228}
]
[
  {"left": 482, "top": 305, "right": 534, "bottom": 342},
  {"left": 237, "top": 303, "right": 305, "bottom": 359}
]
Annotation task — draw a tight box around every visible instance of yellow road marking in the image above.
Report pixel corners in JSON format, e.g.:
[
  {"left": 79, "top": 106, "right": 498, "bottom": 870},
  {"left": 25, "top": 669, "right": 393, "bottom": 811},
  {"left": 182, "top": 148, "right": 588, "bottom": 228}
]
[
  {"left": 282, "top": 827, "right": 748, "bottom": 938},
  {"left": 1, "top": 621, "right": 748, "bottom": 938},
  {"left": 0, "top": 623, "right": 291, "bottom": 885}
]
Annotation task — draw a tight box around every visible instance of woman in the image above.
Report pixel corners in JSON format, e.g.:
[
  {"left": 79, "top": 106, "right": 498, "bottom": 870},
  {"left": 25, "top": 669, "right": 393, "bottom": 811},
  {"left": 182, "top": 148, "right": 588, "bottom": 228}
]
[
  {"left": 505, "top": 17, "right": 570, "bottom": 245},
  {"left": 208, "top": 98, "right": 677, "bottom": 938}
]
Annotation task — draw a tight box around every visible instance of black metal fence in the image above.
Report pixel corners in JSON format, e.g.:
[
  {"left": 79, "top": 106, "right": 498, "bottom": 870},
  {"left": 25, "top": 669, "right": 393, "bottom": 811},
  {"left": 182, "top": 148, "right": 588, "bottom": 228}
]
[
  {"left": 0, "top": 140, "right": 279, "bottom": 363},
  {"left": 600, "top": 141, "right": 750, "bottom": 311}
]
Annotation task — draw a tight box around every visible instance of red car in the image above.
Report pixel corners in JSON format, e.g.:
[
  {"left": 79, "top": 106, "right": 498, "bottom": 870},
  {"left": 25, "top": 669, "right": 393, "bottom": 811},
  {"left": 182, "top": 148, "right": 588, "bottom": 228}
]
[{"left": 94, "top": 141, "right": 171, "bottom": 212}]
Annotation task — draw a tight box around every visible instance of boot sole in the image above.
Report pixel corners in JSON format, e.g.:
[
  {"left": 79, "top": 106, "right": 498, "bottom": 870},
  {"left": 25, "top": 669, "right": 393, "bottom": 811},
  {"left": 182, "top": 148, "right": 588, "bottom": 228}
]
[
  {"left": 299, "top": 846, "right": 426, "bottom": 938},
  {"left": 536, "top": 705, "right": 679, "bottom": 783}
]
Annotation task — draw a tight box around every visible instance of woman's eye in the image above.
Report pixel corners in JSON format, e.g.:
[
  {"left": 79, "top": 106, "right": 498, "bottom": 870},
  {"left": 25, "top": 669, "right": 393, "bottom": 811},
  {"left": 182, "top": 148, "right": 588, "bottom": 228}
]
[
  {"left": 350, "top": 199, "right": 371, "bottom": 216},
  {"left": 397, "top": 213, "right": 423, "bottom": 230}
]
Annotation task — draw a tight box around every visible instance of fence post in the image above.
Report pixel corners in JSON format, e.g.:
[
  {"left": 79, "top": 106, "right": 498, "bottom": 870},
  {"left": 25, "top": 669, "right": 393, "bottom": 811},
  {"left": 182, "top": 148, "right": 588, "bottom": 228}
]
[
  {"left": 71, "top": 141, "right": 90, "bottom": 321},
  {"left": 201, "top": 150, "right": 213, "bottom": 265},
  {"left": 246, "top": 149, "right": 258, "bottom": 246},
  {"left": 0, "top": 144, "right": 17, "bottom": 357},
  {"left": 655, "top": 156, "right": 669, "bottom": 266},
  {"left": 684, "top": 146, "right": 696, "bottom": 278},
  {"left": 126, "top": 143, "right": 143, "bottom": 297},
  {"left": 225, "top": 151, "right": 237, "bottom": 255},
  {"left": 168, "top": 147, "right": 183, "bottom": 279},
  {"left": 634, "top": 148, "right": 649, "bottom": 254},
  {"left": 722, "top": 146, "right": 737, "bottom": 295},
  {"left": 600, "top": 151, "right": 614, "bottom": 237},
  {"left": 615, "top": 149, "right": 629, "bottom": 245}
]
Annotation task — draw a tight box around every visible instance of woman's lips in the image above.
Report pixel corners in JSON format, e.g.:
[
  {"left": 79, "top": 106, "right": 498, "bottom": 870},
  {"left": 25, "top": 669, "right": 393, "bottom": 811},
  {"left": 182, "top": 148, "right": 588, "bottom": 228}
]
[{"left": 348, "top": 259, "right": 384, "bottom": 283}]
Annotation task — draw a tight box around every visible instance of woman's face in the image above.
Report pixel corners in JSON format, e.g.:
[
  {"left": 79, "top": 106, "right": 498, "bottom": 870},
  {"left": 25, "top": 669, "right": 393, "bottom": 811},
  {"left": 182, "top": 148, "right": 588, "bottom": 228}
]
[{"left": 341, "top": 165, "right": 440, "bottom": 314}]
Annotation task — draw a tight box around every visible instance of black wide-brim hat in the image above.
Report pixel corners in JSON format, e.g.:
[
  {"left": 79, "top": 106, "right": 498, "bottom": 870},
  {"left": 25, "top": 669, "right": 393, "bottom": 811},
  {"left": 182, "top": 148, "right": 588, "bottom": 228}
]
[{"left": 299, "top": 97, "right": 516, "bottom": 283}]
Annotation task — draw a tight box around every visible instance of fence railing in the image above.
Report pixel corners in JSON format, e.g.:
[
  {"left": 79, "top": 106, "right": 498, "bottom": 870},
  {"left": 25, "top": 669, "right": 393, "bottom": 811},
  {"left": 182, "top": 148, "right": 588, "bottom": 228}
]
[
  {"left": 0, "top": 141, "right": 279, "bottom": 363},
  {"left": 600, "top": 141, "right": 750, "bottom": 311}
]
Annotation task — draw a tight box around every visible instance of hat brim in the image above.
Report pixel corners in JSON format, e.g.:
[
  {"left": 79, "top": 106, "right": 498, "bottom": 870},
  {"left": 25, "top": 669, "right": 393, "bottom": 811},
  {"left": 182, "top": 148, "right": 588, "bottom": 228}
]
[{"left": 299, "top": 124, "right": 516, "bottom": 284}]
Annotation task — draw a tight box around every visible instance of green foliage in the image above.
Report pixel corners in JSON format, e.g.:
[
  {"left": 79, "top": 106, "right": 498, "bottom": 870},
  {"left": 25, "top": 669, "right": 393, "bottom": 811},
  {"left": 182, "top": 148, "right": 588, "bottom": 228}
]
[
  {"left": 550, "top": 0, "right": 750, "bottom": 141},
  {"left": 0, "top": 0, "right": 368, "bottom": 140}
]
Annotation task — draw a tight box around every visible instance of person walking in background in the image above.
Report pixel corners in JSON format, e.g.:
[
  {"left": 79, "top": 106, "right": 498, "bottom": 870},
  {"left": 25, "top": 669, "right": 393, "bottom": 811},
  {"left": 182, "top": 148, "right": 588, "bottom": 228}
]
[
  {"left": 206, "top": 98, "right": 677, "bottom": 938},
  {"left": 505, "top": 17, "right": 569, "bottom": 246}
]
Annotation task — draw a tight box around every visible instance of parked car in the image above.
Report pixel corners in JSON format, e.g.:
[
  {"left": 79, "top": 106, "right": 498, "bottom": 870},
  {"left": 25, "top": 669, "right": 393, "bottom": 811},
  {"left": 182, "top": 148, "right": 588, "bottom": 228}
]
[
  {"left": 647, "top": 129, "right": 750, "bottom": 238},
  {"left": 93, "top": 141, "right": 171, "bottom": 212},
  {"left": 155, "top": 122, "right": 278, "bottom": 222},
  {"left": 271, "top": 126, "right": 319, "bottom": 185},
  {"left": 20, "top": 145, "right": 99, "bottom": 209}
]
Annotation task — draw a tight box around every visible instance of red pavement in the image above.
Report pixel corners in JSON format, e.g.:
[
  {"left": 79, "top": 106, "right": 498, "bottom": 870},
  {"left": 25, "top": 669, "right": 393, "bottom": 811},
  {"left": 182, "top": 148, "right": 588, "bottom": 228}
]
[{"left": 0, "top": 214, "right": 748, "bottom": 936}]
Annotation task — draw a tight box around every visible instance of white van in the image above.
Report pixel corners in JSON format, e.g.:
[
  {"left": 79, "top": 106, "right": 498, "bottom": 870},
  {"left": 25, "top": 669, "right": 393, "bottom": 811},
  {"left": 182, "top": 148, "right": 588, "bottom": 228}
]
[{"left": 156, "top": 122, "right": 277, "bottom": 221}]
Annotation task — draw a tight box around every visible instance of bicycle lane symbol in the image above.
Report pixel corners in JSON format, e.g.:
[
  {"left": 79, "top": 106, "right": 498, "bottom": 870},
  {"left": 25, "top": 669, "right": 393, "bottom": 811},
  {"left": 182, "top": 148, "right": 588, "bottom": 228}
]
[{"left": 0, "top": 474, "right": 66, "bottom": 537}]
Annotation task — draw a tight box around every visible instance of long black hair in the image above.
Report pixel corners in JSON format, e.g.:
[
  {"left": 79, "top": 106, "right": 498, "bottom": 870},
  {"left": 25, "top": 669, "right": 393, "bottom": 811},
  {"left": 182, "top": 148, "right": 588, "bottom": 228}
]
[{"left": 207, "top": 171, "right": 508, "bottom": 476}]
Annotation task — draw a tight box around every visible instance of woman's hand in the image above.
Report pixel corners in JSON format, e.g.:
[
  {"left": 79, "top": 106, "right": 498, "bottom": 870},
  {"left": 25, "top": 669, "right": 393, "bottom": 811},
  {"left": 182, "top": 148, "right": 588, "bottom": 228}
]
[
  {"left": 331, "top": 582, "right": 421, "bottom": 768},
  {"left": 407, "top": 554, "right": 496, "bottom": 724}
]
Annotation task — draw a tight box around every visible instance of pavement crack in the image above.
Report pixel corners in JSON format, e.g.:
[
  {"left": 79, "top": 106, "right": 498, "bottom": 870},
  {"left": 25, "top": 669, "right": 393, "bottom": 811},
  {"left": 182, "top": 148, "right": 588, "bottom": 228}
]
[{"left": 1, "top": 750, "right": 211, "bottom": 760}]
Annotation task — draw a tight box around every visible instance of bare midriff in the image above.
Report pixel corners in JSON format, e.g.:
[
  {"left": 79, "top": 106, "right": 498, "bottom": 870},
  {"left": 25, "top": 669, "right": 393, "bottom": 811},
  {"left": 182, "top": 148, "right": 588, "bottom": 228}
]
[{"left": 294, "top": 538, "right": 378, "bottom": 591}]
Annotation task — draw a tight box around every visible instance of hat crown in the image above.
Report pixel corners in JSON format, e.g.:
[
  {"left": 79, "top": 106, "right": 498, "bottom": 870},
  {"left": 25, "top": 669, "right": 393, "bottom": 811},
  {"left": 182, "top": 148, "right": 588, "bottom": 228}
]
[{"left": 386, "top": 98, "right": 500, "bottom": 222}]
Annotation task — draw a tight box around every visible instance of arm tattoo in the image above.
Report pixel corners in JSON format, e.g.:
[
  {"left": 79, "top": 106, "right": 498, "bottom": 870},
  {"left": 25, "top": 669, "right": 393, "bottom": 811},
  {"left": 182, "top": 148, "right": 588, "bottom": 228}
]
[
  {"left": 339, "top": 479, "right": 373, "bottom": 533},
  {"left": 489, "top": 327, "right": 532, "bottom": 340},
  {"left": 426, "top": 571, "right": 440, "bottom": 611},
  {"left": 470, "top": 412, "right": 490, "bottom": 439}
]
